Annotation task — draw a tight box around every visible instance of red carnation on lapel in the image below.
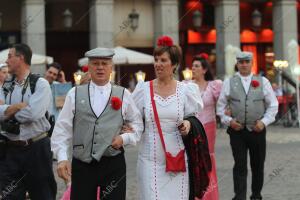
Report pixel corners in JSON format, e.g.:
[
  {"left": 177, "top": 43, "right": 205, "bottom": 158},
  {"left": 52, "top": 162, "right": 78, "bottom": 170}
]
[
  {"left": 111, "top": 96, "right": 122, "bottom": 110},
  {"left": 82, "top": 65, "right": 89, "bottom": 72},
  {"left": 251, "top": 80, "right": 260, "bottom": 88},
  {"left": 157, "top": 36, "right": 174, "bottom": 47}
]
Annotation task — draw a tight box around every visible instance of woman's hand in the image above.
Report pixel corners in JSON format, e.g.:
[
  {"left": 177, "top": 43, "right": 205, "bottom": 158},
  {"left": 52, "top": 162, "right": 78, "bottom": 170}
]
[{"left": 178, "top": 120, "right": 191, "bottom": 136}]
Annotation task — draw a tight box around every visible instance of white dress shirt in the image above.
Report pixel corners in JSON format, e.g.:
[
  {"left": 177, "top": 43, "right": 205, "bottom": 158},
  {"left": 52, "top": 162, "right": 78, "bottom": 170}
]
[
  {"left": 217, "top": 72, "right": 278, "bottom": 127},
  {"left": 51, "top": 81, "right": 144, "bottom": 162}
]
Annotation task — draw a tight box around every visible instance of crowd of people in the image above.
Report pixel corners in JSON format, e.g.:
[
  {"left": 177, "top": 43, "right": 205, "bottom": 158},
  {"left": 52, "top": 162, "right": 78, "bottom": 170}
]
[{"left": 0, "top": 35, "right": 278, "bottom": 200}]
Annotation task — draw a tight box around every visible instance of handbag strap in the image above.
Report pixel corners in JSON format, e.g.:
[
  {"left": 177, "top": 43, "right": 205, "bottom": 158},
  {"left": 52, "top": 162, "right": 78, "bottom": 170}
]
[{"left": 150, "top": 80, "right": 167, "bottom": 152}]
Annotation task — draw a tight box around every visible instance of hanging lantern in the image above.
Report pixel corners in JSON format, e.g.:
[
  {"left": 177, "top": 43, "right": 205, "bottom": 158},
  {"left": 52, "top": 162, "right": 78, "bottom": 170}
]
[
  {"left": 252, "top": 9, "right": 262, "bottom": 28},
  {"left": 193, "top": 10, "right": 202, "bottom": 28},
  {"left": 128, "top": 9, "right": 139, "bottom": 31},
  {"left": 63, "top": 9, "right": 73, "bottom": 29}
]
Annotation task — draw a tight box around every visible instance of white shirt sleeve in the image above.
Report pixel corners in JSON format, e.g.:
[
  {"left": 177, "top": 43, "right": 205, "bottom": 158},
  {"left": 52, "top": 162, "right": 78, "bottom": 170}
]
[
  {"left": 120, "top": 89, "right": 144, "bottom": 146},
  {"left": 183, "top": 82, "right": 203, "bottom": 116},
  {"left": 216, "top": 78, "right": 233, "bottom": 126},
  {"left": 51, "top": 87, "right": 75, "bottom": 162},
  {"left": 260, "top": 77, "right": 279, "bottom": 126}
]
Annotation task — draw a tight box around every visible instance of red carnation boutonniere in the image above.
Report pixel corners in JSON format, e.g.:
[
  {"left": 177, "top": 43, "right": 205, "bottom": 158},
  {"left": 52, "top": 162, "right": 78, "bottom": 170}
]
[
  {"left": 111, "top": 96, "right": 122, "bottom": 110},
  {"left": 251, "top": 80, "right": 260, "bottom": 88},
  {"left": 82, "top": 65, "right": 89, "bottom": 73}
]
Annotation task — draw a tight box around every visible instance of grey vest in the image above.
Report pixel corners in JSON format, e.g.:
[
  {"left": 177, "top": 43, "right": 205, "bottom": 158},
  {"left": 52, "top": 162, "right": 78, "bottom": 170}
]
[
  {"left": 73, "top": 83, "right": 124, "bottom": 163},
  {"left": 229, "top": 75, "right": 265, "bottom": 130}
]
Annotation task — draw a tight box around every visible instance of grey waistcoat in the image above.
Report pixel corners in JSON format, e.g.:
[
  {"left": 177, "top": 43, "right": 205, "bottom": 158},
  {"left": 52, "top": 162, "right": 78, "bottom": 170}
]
[
  {"left": 229, "top": 75, "right": 265, "bottom": 130},
  {"left": 73, "top": 83, "right": 124, "bottom": 163}
]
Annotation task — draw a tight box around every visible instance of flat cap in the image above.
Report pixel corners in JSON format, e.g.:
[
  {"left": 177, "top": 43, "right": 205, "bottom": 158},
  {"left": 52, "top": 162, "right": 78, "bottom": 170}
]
[
  {"left": 85, "top": 47, "right": 115, "bottom": 59},
  {"left": 236, "top": 51, "right": 253, "bottom": 61}
]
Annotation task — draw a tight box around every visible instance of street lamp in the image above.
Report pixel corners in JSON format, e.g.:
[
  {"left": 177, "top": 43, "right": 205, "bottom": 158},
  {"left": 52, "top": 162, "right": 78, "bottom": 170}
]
[
  {"left": 63, "top": 9, "right": 73, "bottom": 29},
  {"left": 110, "top": 70, "right": 116, "bottom": 83},
  {"left": 293, "top": 65, "right": 300, "bottom": 127},
  {"left": 274, "top": 60, "right": 289, "bottom": 90},
  {"left": 128, "top": 9, "right": 139, "bottom": 31},
  {"left": 252, "top": 9, "right": 262, "bottom": 28},
  {"left": 182, "top": 68, "right": 193, "bottom": 81},
  {"left": 135, "top": 70, "right": 146, "bottom": 82},
  {"left": 193, "top": 10, "right": 202, "bottom": 29},
  {"left": 73, "top": 70, "right": 84, "bottom": 85}
]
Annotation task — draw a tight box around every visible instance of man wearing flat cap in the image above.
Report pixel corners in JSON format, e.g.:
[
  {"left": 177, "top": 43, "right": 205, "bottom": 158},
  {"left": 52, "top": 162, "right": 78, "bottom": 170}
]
[
  {"left": 217, "top": 51, "right": 278, "bottom": 200},
  {"left": 51, "top": 47, "right": 143, "bottom": 199}
]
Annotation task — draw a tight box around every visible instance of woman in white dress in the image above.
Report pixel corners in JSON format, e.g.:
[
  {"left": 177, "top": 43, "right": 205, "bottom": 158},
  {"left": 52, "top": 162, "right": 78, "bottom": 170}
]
[{"left": 131, "top": 36, "right": 203, "bottom": 200}]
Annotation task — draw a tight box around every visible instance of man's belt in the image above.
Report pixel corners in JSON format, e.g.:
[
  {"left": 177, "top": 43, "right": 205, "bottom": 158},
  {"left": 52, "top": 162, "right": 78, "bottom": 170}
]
[{"left": 6, "top": 132, "right": 48, "bottom": 147}]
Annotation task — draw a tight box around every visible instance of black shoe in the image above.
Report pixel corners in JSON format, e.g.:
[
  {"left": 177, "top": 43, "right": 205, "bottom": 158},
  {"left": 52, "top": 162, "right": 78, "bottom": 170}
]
[{"left": 250, "top": 195, "right": 262, "bottom": 200}]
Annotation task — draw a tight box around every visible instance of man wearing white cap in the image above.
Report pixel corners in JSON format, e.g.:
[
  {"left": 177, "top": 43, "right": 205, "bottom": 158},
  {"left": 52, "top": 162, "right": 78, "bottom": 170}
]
[
  {"left": 217, "top": 51, "right": 278, "bottom": 200},
  {"left": 51, "top": 47, "right": 143, "bottom": 199}
]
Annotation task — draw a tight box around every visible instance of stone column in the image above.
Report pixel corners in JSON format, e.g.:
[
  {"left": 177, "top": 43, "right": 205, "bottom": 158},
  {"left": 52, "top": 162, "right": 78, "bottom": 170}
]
[
  {"left": 273, "top": 0, "right": 298, "bottom": 62},
  {"left": 153, "top": 0, "right": 179, "bottom": 45},
  {"left": 89, "top": 0, "right": 114, "bottom": 48},
  {"left": 21, "top": 0, "right": 46, "bottom": 55},
  {"left": 215, "top": 0, "right": 240, "bottom": 78}
]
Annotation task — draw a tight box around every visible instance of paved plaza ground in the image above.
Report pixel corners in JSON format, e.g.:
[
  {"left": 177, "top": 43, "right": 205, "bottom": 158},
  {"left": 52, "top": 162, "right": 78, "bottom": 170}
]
[{"left": 55, "top": 125, "right": 300, "bottom": 200}]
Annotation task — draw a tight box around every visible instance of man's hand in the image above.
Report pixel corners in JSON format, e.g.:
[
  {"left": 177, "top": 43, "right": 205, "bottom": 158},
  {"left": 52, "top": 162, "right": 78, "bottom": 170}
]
[
  {"left": 111, "top": 135, "right": 123, "bottom": 149},
  {"left": 121, "top": 124, "right": 134, "bottom": 133},
  {"left": 178, "top": 120, "right": 191, "bottom": 136},
  {"left": 230, "top": 119, "right": 243, "bottom": 131},
  {"left": 4, "top": 102, "right": 27, "bottom": 118},
  {"left": 57, "top": 160, "right": 71, "bottom": 183},
  {"left": 0, "top": 100, "right": 4, "bottom": 105},
  {"left": 253, "top": 120, "right": 265, "bottom": 133}
]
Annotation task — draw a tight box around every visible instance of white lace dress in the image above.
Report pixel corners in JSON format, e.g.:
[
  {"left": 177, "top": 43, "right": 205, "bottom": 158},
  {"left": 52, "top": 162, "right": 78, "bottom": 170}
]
[{"left": 131, "top": 81, "right": 203, "bottom": 200}]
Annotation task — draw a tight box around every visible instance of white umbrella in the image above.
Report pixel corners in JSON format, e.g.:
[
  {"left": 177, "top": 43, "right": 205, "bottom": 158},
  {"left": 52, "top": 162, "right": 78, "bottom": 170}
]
[
  {"left": 78, "top": 46, "right": 154, "bottom": 66},
  {"left": 0, "top": 49, "right": 53, "bottom": 65}
]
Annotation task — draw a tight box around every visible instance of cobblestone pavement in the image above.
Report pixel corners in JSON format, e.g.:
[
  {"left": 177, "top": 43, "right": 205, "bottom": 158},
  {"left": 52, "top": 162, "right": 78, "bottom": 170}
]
[{"left": 55, "top": 126, "right": 300, "bottom": 200}]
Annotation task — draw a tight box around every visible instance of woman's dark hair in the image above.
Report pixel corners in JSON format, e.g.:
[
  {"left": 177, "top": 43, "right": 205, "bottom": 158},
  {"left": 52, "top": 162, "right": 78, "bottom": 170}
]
[
  {"left": 192, "top": 56, "right": 214, "bottom": 81},
  {"left": 153, "top": 45, "right": 182, "bottom": 73}
]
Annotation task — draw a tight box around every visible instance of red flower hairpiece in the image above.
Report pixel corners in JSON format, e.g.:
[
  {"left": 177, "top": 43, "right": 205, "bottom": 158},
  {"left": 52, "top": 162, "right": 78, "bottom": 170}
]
[
  {"left": 157, "top": 36, "right": 174, "bottom": 47},
  {"left": 199, "top": 53, "right": 209, "bottom": 60},
  {"left": 82, "top": 65, "right": 89, "bottom": 73},
  {"left": 111, "top": 96, "right": 122, "bottom": 110},
  {"left": 251, "top": 80, "right": 260, "bottom": 88}
]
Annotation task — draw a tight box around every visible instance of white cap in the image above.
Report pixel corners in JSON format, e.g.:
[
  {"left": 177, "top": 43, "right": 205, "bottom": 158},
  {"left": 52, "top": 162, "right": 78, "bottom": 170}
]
[{"left": 0, "top": 63, "right": 7, "bottom": 69}]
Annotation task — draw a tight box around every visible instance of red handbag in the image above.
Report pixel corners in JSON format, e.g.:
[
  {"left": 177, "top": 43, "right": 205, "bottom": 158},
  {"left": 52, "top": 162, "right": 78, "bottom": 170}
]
[{"left": 150, "top": 81, "right": 186, "bottom": 172}]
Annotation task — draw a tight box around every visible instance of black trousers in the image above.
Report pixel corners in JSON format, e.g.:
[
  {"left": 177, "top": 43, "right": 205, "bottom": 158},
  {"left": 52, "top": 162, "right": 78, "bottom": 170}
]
[
  {"left": 71, "top": 153, "right": 126, "bottom": 200},
  {"left": 0, "top": 137, "right": 57, "bottom": 200},
  {"left": 227, "top": 127, "right": 266, "bottom": 200}
]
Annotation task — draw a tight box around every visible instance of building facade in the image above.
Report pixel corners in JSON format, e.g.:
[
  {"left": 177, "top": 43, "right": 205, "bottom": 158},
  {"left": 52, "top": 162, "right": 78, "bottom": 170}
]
[{"left": 0, "top": 0, "right": 299, "bottom": 83}]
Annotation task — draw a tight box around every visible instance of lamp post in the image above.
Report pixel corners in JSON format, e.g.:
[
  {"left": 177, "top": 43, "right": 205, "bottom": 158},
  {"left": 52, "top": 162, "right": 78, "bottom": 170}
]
[
  {"left": 135, "top": 70, "right": 146, "bottom": 82},
  {"left": 293, "top": 65, "right": 300, "bottom": 127},
  {"left": 182, "top": 68, "right": 193, "bottom": 81},
  {"left": 273, "top": 60, "right": 289, "bottom": 90}
]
